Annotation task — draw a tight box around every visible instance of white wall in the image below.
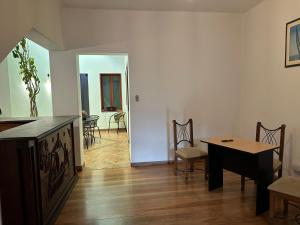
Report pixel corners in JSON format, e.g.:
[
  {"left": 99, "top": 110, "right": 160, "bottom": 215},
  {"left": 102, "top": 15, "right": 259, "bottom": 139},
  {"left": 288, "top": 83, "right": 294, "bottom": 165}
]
[
  {"left": 0, "top": 39, "right": 53, "bottom": 117},
  {"left": 0, "top": 58, "right": 11, "bottom": 116},
  {"left": 0, "top": 0, "right": 64, "bottom": 63},
  {"left": 7, "top": 39, "right": 53, "bottom": 117},
  {"left": 238, "top": 0, "right": 300, "bottom": 175},
  {"left": 60, "top": 9, "right": 243, "bottom": 163},
  {"left": 79, "top": 55, "right": 128, "bottom": 129},
  {"left": 50, "top": 50, "right": 83, "bottom": 166}
]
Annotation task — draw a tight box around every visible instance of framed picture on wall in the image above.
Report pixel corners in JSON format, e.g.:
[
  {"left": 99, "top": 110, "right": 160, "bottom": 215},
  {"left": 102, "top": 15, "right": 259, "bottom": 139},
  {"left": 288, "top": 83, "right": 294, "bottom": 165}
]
[{"left": 285, "top": 17, "right": 300, "bottom": 67}]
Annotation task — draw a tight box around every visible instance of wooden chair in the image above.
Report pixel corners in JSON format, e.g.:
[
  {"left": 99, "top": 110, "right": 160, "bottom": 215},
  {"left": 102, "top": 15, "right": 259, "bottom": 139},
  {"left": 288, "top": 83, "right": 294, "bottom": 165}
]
[
  {"left": 268, "top": 176, "right": 300, "bottom": 218},
  {"left": 173, "top": 119, "right": 208, "bottom": 184},
  {"left": 241, "top": 122, "right": 286, "bottom": 191}
]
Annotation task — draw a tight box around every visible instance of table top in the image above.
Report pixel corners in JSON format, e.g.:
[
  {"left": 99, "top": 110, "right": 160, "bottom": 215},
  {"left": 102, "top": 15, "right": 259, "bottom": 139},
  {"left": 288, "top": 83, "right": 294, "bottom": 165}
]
[
  {"left": 201, "top": 137, "right": 278, "bottom": 154},
  {"left": 83, "top": 115, "right": 99, "bottom": 121},
  {"left": 0, "top": 116, "right": 79, "bottom": 140}
]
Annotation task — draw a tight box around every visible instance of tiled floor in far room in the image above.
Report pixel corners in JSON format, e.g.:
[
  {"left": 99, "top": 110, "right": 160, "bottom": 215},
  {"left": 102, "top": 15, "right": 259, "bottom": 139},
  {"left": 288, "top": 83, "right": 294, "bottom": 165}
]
[{"left": 84, "top": 131, "right": 130, "bottom": 170}]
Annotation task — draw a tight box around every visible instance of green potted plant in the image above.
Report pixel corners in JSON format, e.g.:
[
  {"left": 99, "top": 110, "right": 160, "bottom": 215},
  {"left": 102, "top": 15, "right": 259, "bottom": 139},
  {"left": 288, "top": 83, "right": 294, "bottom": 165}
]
[{"left": 12, "top": 38, "right": 40, "bottom": 117}]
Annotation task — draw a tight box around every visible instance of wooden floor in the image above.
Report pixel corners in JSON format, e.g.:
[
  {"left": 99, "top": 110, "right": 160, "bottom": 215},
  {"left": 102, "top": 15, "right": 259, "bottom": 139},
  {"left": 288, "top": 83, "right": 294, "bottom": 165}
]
[
  {"left": 84, "top": 131, "right": 130, "bottom": 170},
  {"left": 55, "top": 163, "right": 300, "bottom": 225}
]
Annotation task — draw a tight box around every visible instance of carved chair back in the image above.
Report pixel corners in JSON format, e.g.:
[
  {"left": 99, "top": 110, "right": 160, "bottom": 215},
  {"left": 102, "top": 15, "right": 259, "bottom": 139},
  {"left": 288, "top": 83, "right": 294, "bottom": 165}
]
[
  {"left": 173, "top": 119, "right": 194, "bottom": 150},
  {"left": 256, "top": 122, "right": 286, "bottom": 162}
]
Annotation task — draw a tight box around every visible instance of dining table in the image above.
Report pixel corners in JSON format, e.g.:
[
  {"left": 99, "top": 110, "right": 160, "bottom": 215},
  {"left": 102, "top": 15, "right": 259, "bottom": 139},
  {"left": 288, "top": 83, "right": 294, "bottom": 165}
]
[{"left": 201, "top": 137, "right": 277, "bottom": 215}]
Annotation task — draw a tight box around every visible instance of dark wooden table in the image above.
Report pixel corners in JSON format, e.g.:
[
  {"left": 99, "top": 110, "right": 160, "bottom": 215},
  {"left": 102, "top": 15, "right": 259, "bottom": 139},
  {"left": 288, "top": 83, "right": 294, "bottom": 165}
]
[{"left": 201, "top": 137, "right": 277, "bottom": 215}]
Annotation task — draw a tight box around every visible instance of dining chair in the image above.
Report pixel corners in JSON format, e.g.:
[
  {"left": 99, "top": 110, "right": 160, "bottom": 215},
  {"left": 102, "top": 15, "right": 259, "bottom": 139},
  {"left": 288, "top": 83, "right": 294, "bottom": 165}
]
[
  {"left": 108, "top": 112, "right": 126, "bottom": 134},
  {"left": 83, "top": 122, "right": 91, "bottom": 149},
  {"left": 82, "top": 115, "right": 101, "bottom": 148},
  {"left": 89, "top": 115, "right": 101, "bottom": 138},
  {"left": 268, "top": 176, "right": 300, "bottom": 218},
  {"left": 241, "top": 122, "right": 286, "bottom": 191},
  {"left": 173, "top": 119, "right": 208, "bottom": 184}
]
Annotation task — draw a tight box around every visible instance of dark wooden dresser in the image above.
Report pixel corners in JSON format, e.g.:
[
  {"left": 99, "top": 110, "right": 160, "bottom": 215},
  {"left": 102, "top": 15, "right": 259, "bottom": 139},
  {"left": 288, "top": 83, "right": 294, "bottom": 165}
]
[{"left": 0, "top": 116, "right": 79, "bottom": 225}]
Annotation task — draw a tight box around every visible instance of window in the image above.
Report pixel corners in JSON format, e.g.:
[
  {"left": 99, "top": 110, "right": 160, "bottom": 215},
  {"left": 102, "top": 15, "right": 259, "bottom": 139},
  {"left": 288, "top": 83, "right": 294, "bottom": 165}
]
[{"left": 100, "top": 74, "right": 122, "bottom": 111}]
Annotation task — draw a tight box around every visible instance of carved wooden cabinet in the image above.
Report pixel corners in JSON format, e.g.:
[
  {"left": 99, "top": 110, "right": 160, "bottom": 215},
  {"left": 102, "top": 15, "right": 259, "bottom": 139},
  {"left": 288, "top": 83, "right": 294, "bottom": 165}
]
[{"left": 0, "top": 116, "right": 78, "bottom": 225}]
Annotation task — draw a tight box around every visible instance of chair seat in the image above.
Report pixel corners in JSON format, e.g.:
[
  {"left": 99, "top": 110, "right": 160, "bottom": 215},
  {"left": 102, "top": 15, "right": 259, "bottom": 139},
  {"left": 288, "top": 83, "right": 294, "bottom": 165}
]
[
  {"left": 273, "top": 158, "right": 282, "bottom": 172},
  {"left": 175, "top": 147, "right": 208, "bottom": 159},
  {"left": 268, "top": 176, "right": 300, "bottom": 198}
]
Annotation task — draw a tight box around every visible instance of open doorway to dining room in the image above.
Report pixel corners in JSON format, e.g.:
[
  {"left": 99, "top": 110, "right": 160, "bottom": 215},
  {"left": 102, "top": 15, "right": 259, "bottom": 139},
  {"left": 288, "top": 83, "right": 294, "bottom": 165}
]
[{"left": 78, "top": 54, "right": 130, "bottom": 170}]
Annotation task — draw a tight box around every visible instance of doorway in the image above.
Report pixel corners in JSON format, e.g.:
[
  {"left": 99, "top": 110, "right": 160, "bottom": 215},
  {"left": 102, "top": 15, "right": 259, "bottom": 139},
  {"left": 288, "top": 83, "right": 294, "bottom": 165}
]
[
  {"left": 80, "top": 73, "right": 90, "bottom": 115},
  {"left": 79, "top": 54, "right": 130, "bottom": 170}
]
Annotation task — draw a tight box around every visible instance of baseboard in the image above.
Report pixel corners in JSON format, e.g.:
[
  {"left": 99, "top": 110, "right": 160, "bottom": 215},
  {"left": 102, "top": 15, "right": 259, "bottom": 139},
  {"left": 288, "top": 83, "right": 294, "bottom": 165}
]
[
  {"left": 100, "top": 128, "right": 127, "bottom": 132},
  {"left": 130, "top": 160, "right": 204, "bottom": 167},
  {"left": 131, "top": 160, "right": 171, "bottom": 167}
]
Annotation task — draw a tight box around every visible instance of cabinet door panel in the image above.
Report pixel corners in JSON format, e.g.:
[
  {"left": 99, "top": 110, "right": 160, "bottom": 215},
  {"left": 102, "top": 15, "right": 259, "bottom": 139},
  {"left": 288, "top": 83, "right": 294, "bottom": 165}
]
[{"left": 38, "top": 124, "right": 75, "bottom": 224}]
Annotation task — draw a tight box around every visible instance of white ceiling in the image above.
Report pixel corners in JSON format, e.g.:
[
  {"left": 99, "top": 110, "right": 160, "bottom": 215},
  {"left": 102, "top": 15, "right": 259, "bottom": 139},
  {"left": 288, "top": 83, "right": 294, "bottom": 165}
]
[{"left": 62, "top": 0, "right": 264, "bottom": 13}]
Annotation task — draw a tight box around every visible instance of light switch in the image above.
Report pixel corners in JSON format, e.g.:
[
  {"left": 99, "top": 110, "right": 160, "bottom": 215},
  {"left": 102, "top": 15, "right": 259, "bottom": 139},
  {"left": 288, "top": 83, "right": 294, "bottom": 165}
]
[{"left": 135, "top": 95, "right": 139, "bottom": 102}]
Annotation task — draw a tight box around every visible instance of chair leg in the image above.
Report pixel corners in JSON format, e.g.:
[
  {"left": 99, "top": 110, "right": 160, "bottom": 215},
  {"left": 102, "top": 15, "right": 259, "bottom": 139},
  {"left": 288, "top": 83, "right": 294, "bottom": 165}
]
[
  {"left": 108, "top": 121, "right": 111, "bottom": 133},
  {"left": 269, "top": 191, "right": 275, "bottom": 218},
  {"left": 204, "top": 157, "right": 208, "bottom": 180},
  {"left": 278, "top": 168, "right": 283, "bottom": 179},
  {"left": 283, "top": 199, "right": 289, "bottom": 216},
  {"left": 90, "top": 130, "right": 93, "bottom": 145},
  {"left": 97, "top": 127, "right": 101, "bottom": 138},
  {"left": 84, "top": 135, "right": 89, "bottom": 149},
  {"left": 93, "top": 129, "right": 95, "bottom": 143},
  {"left": 117, "top": 121, "right": 120, "bottom": 134},
  {"left": 174, "top": 155, "right": 178, "bottom": 176},
  {"left": 190, "top": 161, "right": 194, "bottom": 172},
  {"left": 185, "top": 160, "right": 189, "bottom": 184},
  {"left": 241, "top": 176, "right": 245, "bottom": 191},
  {"left": 123, "top": 120, "right": 127, "bottom": 132}
]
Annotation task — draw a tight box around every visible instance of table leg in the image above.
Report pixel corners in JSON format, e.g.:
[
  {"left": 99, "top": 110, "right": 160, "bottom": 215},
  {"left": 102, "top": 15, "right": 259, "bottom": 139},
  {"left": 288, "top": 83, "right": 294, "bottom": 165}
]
[
  {"left": 208, "top": 144, "right": 223, "bottom": 191},
  {"left": 269, "top": 191, "right": 275, "bottom": 218},
  {"left": 256, "top": 150, "right": 273, "bottom": 215}
]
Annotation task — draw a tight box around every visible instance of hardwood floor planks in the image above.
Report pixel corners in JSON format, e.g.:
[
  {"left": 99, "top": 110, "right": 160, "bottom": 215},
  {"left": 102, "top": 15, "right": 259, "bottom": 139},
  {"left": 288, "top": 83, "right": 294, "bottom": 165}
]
[
  {"left": 55, "top": 164, "right": 292, "bottom": 225},
  {"left": 56, "top": 132, "right": 299, "bottom": 225}
]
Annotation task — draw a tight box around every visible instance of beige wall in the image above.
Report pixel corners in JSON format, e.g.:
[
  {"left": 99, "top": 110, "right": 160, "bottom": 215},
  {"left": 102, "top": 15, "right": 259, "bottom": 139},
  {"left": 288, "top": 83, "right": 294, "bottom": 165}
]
[
  {"left": 238, "top": 0, "right": 300, "bottom": 175},
  {"left": 59, "top": 9, "right": 243, "bottom": 164},
  {"left": 0, "top": 0, "right": 64, "bottom": 63},
  {"left": 6, "top": 0, "right": 300, "bottom": 170},
  {"left": 3, "top": 0, "right": 299, "bottom": 170}
]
